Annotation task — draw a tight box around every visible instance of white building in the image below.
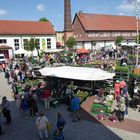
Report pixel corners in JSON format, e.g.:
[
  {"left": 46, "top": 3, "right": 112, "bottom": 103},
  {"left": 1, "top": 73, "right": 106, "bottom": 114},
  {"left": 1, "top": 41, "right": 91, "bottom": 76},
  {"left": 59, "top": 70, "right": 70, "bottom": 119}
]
[{"left": 0, "top": 20, "right": 56, "bottom": 59}]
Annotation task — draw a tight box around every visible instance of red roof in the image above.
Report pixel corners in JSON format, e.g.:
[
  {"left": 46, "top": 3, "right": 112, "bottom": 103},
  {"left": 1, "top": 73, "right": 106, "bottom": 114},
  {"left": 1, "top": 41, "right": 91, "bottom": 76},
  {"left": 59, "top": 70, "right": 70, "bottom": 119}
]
[
  {"left": 75, "top": 13, "right": 139, "bottom": 31},
  {"left": 0, "top": 20, "right": 55, "bottom": 35}
]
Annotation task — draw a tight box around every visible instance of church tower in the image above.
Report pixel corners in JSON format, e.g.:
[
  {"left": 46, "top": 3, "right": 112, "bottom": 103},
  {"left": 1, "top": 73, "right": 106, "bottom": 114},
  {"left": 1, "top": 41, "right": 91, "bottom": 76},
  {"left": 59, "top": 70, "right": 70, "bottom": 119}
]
[{"left": 64, "top": 0, "right": 73, "bottom": 44}]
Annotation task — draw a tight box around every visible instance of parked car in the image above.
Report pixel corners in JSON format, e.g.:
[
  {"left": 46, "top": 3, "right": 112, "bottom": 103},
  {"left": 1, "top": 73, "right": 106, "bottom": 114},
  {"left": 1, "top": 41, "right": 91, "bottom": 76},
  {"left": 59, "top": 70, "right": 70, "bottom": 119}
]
[{"left": 0, "top": 54, "right": 6, "bottom": 64}]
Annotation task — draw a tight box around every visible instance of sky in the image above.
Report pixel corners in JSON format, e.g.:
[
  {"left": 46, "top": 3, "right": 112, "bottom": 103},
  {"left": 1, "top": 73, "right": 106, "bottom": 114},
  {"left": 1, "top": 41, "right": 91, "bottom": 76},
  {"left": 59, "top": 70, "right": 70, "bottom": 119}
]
[{"left": 0, "top": 0, "right": 140, "bottom": 31}]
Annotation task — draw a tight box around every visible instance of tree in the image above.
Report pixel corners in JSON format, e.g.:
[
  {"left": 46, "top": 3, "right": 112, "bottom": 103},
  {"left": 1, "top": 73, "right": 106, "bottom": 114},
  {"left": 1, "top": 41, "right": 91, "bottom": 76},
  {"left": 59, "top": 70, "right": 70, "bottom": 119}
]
[
  {"left": 91, "top": 40, "right": 96, "bottom": 50},
  {"left": 24, "top": 38, "right": 40, "bottom": 57},
  {"left": 66, "top": 36, "right": 76, "bottom": 50},
  {"left": 39, "top": 17, "right": 54, "bottom": 28},
  {"left": 39, "top": 17, "right": 49, "bottom": 22},
  {"left": 115, "top": 36, "right": 124, "bottom": 47}
]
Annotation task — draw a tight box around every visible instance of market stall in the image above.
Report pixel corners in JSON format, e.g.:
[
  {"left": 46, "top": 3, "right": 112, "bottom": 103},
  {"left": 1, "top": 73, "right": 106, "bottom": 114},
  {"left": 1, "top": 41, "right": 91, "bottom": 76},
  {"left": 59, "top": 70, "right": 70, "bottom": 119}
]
[
  {"left": 39, "top": 66, "right": 115, "bottom": 81},
  {"left": 39, "top": 66, "right": 115, "bottom": 105}
]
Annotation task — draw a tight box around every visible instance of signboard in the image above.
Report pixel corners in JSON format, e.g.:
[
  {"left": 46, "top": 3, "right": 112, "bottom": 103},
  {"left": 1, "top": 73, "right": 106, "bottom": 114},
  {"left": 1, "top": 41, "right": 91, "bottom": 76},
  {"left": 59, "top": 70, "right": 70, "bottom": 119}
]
[{"left": 42, "top": 39, "right": 46, "bottom": 51}]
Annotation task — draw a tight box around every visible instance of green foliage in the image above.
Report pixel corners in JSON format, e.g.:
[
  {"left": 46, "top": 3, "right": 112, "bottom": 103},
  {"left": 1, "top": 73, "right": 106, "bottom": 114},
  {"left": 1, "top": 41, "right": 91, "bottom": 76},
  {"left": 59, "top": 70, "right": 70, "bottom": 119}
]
[
  {"left": 135, "top": 34, "right": 140, "bottom": 44},
  {"left": 39, "top": 17, "right": 49, "bottom": 22},
  {"left": 91, "top": 40, "right": 96, "bottom": 50},
  {"left": 91, "top": 40, "right": 96, "bottom": 46},
  {"left": 130, "top": 73, "right": 140, "bottom": 78},
  {"left": 128, "top": 54, "right": 140, "bottom": 60},
  {"left": 66, "top": 36, "right": 76, "bottom": 49},
  {"left": 115, "top": 66, "right": 129, "bottom": 72},
  {"left": 115, "top": 36, "right": 124, "bottom": 46},
  {"left": 128, "top": 54, "right": 134, "bottom": 60},
  {"left": 24, "top": 38, "right": 40, "bottom": 57},
  {"left": 40, "top": 51, "right": 46, "bottom": 58}
]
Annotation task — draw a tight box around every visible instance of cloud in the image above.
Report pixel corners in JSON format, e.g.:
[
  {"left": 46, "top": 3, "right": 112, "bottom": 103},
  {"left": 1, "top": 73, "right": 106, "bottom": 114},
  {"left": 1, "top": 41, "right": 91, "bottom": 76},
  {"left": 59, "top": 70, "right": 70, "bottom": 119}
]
[
  {"left": 36, "top": 4, "right": 45, "bottom": 12},
  {"left": 118, "top": 13, "right": 125, "bottom": 15},
  {"left": 116, "top": 3, "right": 134, "bottom": 12},
  {"left": 0, "top": 9, "right": 8, "bottom": 16},
  {"left": 116, "top": 1, "right": 140, "bottom": 13}
]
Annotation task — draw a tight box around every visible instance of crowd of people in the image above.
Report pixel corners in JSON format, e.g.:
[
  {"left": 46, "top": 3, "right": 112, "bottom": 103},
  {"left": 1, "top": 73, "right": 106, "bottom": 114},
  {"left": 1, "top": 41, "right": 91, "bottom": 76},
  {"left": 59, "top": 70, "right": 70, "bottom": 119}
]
[
  {"left": 0, "top": 48, "right": 139, "bottom": 138},
  {"left": 0, "top": 58, "right": 81, "bottom": 139}
]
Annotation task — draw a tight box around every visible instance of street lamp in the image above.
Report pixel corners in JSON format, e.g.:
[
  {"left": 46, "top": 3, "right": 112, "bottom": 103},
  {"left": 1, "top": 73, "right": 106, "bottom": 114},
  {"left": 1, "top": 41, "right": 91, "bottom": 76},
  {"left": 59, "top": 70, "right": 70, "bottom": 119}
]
[{"left": 128, "top": 0, "right": 139, "bottom": 66}]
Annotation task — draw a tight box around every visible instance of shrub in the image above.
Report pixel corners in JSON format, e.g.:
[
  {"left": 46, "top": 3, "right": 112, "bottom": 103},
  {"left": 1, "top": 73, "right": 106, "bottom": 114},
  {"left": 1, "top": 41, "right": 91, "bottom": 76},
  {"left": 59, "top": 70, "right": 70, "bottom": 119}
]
[{"left": 115, "top": 66, "right": 129, "bottom": 73}]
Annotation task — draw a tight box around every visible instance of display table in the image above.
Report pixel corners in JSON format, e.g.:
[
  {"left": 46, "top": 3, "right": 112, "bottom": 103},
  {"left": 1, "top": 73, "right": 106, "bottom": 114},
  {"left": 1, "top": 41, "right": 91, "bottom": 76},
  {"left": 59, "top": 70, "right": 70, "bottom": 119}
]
[{"left": 133, "top": 68, "right": 140, "bottom": 75}]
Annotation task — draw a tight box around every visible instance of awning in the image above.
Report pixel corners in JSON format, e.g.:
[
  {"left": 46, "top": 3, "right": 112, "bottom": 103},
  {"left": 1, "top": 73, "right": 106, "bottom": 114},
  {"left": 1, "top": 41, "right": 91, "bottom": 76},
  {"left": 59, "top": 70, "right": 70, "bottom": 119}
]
[
  {"left": 39, "top": 66, "right": 115, "bottom": 81},
  {"left": 0, "top": 45, "right": 13, "bottom": 50},
  {"left": 14, "top": 48, "right": 30, "bottom": 55},
  {"left": 121, "top": 42, "right": 137, "bottom": 46},
  {"left": 44, "top": 49, "right": 64, "bottom": 53},
  {"left": 76, "top": 48, "right": 89, "bottom": 54}
]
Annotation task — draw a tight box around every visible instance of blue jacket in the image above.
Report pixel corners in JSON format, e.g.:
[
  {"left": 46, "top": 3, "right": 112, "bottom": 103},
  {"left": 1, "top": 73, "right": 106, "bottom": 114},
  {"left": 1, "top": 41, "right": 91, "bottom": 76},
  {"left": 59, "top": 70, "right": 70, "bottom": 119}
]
[{"left": 70, "top": 97, "right": 80, "bottom": 111}]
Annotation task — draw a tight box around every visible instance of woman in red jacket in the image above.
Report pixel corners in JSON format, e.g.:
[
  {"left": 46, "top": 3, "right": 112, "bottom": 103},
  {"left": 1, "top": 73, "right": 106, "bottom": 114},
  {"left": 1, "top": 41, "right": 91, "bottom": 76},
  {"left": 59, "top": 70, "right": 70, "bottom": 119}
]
[{"left": 41, "top": 88, "right": 51, "bottom": 110}]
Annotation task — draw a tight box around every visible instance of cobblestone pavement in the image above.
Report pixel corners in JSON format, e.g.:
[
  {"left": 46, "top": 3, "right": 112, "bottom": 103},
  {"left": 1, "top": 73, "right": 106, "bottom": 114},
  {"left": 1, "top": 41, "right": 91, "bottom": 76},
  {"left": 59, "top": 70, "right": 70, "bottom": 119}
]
[{"left": 0, "top": 72, "right": 140, "bottom": 140}]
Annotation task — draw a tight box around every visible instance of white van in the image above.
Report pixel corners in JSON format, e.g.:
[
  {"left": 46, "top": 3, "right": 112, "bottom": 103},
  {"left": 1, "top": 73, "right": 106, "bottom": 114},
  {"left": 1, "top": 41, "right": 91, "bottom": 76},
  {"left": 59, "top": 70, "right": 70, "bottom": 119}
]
[{"left": 0, "top": 54, "right": 6, "bottom": 64}]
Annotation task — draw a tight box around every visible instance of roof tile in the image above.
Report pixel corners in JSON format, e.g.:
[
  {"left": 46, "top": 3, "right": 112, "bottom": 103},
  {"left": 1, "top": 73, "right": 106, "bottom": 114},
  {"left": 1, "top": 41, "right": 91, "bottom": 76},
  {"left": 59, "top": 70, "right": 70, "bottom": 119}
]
[{"left": 0, "top": 20, "right": 55, "bottom": 35}]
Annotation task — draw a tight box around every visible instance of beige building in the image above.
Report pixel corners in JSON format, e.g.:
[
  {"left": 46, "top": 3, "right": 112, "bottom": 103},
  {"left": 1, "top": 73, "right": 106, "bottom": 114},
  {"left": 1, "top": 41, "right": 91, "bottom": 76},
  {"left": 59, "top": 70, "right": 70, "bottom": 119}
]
[{"left": 56, "top": 31, "right": 64, "bottom": 47}]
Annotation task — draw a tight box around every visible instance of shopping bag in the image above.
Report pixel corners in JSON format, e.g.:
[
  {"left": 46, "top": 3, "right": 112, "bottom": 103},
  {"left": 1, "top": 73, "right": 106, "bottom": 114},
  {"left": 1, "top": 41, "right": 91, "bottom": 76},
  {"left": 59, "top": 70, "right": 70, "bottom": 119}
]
[{"left": 46, "top": 121, "right": 51, "bottom": 132}]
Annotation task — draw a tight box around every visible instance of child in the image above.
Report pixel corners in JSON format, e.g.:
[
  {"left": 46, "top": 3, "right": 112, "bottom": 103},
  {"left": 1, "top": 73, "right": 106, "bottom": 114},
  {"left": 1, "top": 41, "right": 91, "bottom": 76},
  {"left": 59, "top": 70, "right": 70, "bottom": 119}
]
[{"left": 118, "top": 96, "right": 126, "bottom": 122}]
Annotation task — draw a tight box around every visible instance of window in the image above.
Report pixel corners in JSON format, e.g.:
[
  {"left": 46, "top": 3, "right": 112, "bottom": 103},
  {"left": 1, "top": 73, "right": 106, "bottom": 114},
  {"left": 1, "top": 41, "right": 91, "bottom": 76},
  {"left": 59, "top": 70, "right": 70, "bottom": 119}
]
[
  {"left": 23, "top": 39, "right": 28, "bottom": 48},
  {"left": 14, "top": 39, "right": 19, "bottom": 46},
  {"left": 47, "top": 38, "right": 51, "bottom": 49},
  {"left": 35, "top": 39, "right": 40, "bottom": 49},
  {"left": 0, "top": 39, "right": 7, "bottom": 44}
]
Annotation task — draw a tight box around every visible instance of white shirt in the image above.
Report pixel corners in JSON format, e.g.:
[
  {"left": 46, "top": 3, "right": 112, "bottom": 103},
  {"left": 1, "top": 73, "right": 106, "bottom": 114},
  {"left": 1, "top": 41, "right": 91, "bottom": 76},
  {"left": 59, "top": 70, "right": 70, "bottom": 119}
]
[{"left": 36, "top": 116, "right": 48, "bottom": 130}]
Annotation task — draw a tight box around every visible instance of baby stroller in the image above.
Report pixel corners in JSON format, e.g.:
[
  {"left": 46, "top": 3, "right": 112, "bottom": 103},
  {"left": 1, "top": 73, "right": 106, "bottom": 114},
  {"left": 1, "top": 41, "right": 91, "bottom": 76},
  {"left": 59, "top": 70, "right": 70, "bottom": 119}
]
[{"left": 53, "top": 129, "right": 64, "bottom": 140}]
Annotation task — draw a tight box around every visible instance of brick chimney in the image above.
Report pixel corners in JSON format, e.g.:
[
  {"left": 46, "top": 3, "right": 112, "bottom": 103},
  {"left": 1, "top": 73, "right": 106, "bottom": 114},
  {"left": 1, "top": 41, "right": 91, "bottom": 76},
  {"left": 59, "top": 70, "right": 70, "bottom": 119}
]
[{"left": 64, "top": 0, "right": 73, "bottom": 44}]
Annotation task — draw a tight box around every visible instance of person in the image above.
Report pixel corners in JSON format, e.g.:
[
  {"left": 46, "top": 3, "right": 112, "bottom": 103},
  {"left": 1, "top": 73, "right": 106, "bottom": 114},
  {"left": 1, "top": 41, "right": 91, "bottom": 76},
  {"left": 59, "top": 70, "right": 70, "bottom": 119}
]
[
  {"left": 36, "top": 112, "right": 49, "bottom": 140},
  {"left": 0, "top": 106, "right": 4, "bottom": 135},
  {"left": 11, "top": 80, "right": 18, "bottom": 97},
  {"left": 124, "top": 94, "right": 129, "bottom": 117},
  {"left": 65, "top": 85, "right": 73, "bottom": 105},
  {"left": 98, "top": 87, "right": 105, "bottom": 101},
  {"left": 20, "top": 98, "right": 29, "bottom": 119},
  {"left": 41, "top": 87, "right": 51, "bottom": 110},
  {"left": 56, "top": 112, "right": 66, "bottom": 131},
  {"left": 15, "top": 94, "right": 22, "bottom": 109},
  {"left": 5, "top": 70, "right": 10, "bottom": 84},
  {"left": 118, "top": 96, "right": 126, "bottom": 122},
  {"left": 28, "top": 95, "right": 38, "bottom": 118},
  {"left": 121, "top": 85, "right": 128, "bottom": 97},
  {"left": 114, "top": 80, "right": 120, "bottom": 102},
  {"left": 70, "top": 95, "right": 80, "bottom": 122},
  {"left": 1, "top": 96, "right": 11, "bottom": 124}
]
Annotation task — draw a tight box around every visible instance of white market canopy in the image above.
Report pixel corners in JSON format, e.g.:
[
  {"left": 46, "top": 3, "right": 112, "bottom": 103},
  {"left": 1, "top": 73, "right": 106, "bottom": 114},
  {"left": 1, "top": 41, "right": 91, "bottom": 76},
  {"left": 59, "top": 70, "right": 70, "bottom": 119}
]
[
  {"left": 44, "top": 49, "right": 64, "bottom": 53},
  {"left": 121, "top": 42, "right": 137, "bottom": 46},
  {"left": 14, "top": 48, "right": 30, "bottom": 55},
  {"left": 39, "top": 66, "right": 115, "bottom": 81}
]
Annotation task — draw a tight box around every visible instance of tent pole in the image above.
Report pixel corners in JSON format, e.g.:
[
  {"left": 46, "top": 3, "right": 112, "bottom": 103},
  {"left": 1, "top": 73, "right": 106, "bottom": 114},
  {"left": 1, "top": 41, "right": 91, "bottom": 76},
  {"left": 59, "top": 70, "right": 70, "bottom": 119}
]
[{"left": 91, "top": 81, "right": 94, "bottom": 96}]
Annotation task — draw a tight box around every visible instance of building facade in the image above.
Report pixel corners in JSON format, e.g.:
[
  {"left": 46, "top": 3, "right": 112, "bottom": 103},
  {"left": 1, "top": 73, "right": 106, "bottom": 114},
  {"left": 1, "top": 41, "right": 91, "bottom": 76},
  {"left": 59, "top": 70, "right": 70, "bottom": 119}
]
[
  {"left": 72, "top": 12, "right": 139, "bottom": 50},
  {"left": 0, "top": 20, "right": 56, "bottom": 58}
]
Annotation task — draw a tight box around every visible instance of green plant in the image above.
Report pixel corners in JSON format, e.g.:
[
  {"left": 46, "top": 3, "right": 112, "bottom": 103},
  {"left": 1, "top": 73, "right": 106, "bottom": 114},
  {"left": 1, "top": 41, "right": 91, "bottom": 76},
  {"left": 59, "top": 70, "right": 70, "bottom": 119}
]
[
  {"left": 115, "top": 66, "right": 129, "bottom": 72},
  {"left": 115, "top": 36, "right": 124, "bottom": 46},
  {"left": 66, "top": 36, "right": 76, "bottom": 50},
  {"left": 130, "top": 73, "right": 140, "bottom": 78}
]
